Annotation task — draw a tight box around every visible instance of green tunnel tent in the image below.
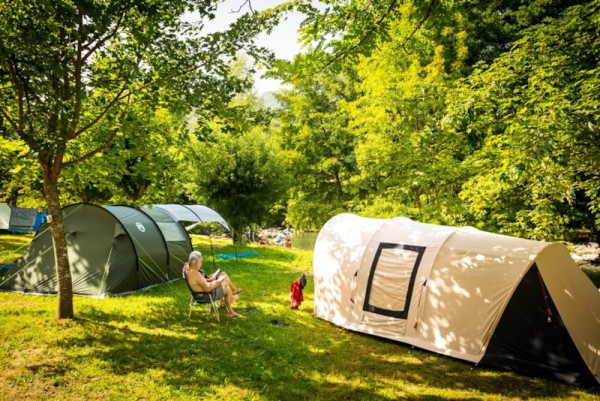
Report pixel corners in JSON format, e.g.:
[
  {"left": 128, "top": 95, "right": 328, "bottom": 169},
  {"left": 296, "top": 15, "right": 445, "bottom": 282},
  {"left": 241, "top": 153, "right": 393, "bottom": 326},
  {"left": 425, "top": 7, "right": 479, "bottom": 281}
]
[
  {"left": 140, "top": 205, "right": 195, "bottom": 277},
  {"left": 0, "top": 203, "right": 230, "bottom": 297},
  {"left": 313, "top": 213, "right": 600, "bottom": 387},
  {"left": 1, "top": 204, "right": 177, "bottom": 296}
]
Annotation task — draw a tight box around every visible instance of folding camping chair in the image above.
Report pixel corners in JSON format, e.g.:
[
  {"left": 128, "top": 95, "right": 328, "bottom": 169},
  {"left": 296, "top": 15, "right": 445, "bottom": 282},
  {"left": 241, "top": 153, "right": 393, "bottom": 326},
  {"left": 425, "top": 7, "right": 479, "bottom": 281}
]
[
  {"left": 183, "top": 270, "right": 221, "bottom": 322},
  {"left": 188, "top": 291, "right": 221, "bottom": 322}
]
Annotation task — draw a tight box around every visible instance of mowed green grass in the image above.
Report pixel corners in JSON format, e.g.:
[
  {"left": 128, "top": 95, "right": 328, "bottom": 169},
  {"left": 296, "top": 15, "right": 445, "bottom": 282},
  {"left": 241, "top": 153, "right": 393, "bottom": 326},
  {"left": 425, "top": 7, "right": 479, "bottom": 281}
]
[
  {"left": 0, "top": 232, "right": 33, "bottom": 267},
  {"left": 0, "top": 234, "right": 598, "bottom": 400}
]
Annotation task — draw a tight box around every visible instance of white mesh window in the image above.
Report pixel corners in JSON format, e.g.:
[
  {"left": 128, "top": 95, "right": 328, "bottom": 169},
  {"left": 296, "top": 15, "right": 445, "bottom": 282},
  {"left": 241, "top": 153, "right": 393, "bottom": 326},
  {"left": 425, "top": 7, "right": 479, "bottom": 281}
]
[
  {"left": 364, "top": 243, "right": 425, "bottom": 319},
  {"left": 157, "top": 222, "right": 187, "bottom": 241}
]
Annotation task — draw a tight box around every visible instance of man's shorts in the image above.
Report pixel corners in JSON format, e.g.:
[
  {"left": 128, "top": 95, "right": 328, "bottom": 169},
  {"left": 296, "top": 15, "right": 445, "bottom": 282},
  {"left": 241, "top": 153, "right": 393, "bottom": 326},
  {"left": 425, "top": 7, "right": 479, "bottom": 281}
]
[
  {"left": 193, "top": 285, "right": 224, "bottom": 303},
  {"left": 210, "top": 286, "right": 225, "bottom": 301}
]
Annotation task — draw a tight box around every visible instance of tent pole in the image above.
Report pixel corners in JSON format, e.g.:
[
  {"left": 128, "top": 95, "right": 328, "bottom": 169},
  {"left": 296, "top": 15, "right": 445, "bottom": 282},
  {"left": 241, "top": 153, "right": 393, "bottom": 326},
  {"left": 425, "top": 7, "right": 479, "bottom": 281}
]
[
  {"left": 180, "top": 204, "right": 217, "bottom": 270},
  {"left": 208, "top": 227, "right": 217, "bottom": 270},
  {"left": 233, "top": 228, "right": 238, "bottom": 262}
]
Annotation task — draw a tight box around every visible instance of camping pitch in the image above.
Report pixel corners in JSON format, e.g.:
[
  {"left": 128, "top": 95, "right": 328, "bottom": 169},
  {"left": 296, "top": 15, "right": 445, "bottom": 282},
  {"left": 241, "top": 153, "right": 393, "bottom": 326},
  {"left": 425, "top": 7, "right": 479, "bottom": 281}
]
[
  {"left": 313, "top": 213, "right": 600, "bottom": 387},
  {"left": 0, "top": 203, "right": 230, "bottom": 297}
]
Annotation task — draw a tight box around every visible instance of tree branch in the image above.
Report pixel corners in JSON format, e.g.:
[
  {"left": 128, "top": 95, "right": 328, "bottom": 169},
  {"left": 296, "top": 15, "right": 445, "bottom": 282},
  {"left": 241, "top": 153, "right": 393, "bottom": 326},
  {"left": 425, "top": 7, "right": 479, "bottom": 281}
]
[
  {"left": 81, "top": 10, "right": 125, "bottom": 64},
  {"left": 397, "top": 0, "right": 436, "bottom": 55},
  {"left": 6, "top": 57, "right": 25, "bottom": 133},
  {"left": 68, "top": 85, "right": 127, "bottom": 140},
  {"left": 300, "top": 0, "right": 400, "bottom": 78},
  {"left": 231, "top": 0, "right": 255, "bottom": 15},
  {"left": 0, "top": 108, "right": 19, "bottom": 137},
  {"left": 68, "top": 6, "right": 85, "bottom": 137},
  {"left": 297, "top": 0, "right": 436, "bottom": 78},
  {"left": 63, "top": 104, "right": 129, "bottom": 168}
]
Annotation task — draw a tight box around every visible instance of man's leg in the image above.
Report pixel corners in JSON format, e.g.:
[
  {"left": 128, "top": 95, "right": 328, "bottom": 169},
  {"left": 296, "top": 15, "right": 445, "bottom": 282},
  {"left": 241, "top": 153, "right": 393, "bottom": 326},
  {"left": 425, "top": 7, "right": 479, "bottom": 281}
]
[
  {"left": 222, "top": 284, "right": 240, "bottom": 317},
  {"left": 220, "top": 273, "right": 241, "bottom": 294}
]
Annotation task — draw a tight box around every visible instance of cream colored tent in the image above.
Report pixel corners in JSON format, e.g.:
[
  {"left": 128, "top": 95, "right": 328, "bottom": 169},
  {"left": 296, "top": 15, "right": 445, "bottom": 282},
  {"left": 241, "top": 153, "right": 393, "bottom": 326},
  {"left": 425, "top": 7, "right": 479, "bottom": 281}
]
[{"left": 313, "top": 213, "right": 600, "bottom": 387}]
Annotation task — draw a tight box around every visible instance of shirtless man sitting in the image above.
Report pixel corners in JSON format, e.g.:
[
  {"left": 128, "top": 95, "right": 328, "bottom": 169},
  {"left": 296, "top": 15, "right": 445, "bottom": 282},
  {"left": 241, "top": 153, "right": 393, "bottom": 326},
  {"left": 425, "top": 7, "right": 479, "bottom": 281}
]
[
  {"left": 184, "top": 251, "right": 240, "bottom": 318},
  {"left": 189, "top": 250, "right": 242, "bottom": 295}
]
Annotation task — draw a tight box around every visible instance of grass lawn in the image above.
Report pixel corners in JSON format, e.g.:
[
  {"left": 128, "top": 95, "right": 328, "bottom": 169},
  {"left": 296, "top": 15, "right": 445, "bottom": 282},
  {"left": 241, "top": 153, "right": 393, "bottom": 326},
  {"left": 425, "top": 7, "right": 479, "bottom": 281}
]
[{"left": 0, "top": 234, "right": 599, "bottom": 400}]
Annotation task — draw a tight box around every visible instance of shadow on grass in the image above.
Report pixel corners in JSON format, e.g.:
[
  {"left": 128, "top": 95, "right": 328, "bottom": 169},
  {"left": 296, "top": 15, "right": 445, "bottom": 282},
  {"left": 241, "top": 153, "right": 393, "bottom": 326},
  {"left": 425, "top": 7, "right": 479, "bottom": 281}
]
[
  {"left": 54, "top": 280, "right": 594, "bottom": 401},
  {"left": 1, "top": 241, "right": 597, "bottom": 400}
]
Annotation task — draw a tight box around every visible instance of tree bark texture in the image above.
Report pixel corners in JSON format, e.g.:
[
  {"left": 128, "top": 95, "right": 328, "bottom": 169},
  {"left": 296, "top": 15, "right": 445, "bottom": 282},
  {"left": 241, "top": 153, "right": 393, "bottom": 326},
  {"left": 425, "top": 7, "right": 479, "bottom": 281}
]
[{"left": 43, "top": 166, "right": 74, "bottom": 320}]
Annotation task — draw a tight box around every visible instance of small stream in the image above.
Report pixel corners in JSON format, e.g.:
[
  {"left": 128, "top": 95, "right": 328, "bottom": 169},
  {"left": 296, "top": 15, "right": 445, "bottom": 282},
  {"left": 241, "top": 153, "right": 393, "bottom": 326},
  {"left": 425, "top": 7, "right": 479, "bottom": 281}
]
[{"left": 291, "top": 231, "right": 319, "bottom": 250}]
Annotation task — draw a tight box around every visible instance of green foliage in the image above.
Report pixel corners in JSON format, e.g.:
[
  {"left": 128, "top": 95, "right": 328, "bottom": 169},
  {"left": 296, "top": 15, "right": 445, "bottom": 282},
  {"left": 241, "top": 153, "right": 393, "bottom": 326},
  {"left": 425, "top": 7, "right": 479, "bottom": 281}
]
[
  {"left": 583, "top": 267, "right": 600, "bottom": 289},
  {"left": 183, "top": 124, "right": 289, "bottom": 235},
  {"left": 347, "top": 36, "right": 468, "bottom": 225},
  {"left": 60, "top": 103, "right": 189, "bottom": 205},
  {"left": 0, "top": 0, "right": 275, "bottom": 204},
  {"left": 2, "top": 0, "right": 599, "bottom": 254},
  {"left": 270, "top": 0, "right": 600, "bottom": 242},
  {"left": 0, "top": 138, "right": 41, "bottom": 206},
  {"left": 445, "top": 0, "right": 600, "bottom": 240},
  {"left": 0, "top": 0, "right": 280, "bottom": 318},
  {"left": 275, "top": 70, "right": 359, "bottom": 231}
]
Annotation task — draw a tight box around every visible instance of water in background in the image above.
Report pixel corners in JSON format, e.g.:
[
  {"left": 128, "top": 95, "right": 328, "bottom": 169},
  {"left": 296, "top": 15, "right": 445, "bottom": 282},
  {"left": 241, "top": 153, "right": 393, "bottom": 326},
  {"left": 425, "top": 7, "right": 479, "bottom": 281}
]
[{"left": 292, "top": 232, "right": 319, "bottom": 251}]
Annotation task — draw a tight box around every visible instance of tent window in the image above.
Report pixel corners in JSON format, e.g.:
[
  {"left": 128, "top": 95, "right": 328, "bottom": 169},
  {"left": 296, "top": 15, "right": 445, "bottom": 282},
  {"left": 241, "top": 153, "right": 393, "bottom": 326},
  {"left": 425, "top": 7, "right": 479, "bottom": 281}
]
[{"left": 363, "top": 243, "right": 425, "bottom": 319}]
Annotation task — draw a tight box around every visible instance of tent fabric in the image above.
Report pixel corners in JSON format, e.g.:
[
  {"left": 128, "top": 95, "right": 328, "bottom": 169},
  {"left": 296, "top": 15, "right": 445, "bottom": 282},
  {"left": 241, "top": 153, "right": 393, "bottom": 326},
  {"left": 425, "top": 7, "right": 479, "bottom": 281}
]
[
  {"left": 0, "top": 203, "right": 10, "bottom": 230},
  {"left": 481, "top": 265, "right": 595, "bottom": 385},
  {"left": 103, "top": 205, "right": 170, "bottom": 289},
  {"left": 144, "top": 204, "right": 230, "bottom": 231},
  {"left": 313, "top": 213, "right": 600, "bottom": 386},
  {"left": 0, "top": 203, "right": 231, "bottom": 297},
  {"left": 0, "top": 204, "right": 174, "bottom": 296},
  {"left": 139, "top": 205, "right": 193, "bottom": 277},
  {"left": 2, "top": 205, "right": 40, "bottom": 233},
  {"left": 8, "top": 206, "right": 38, "bottom": 232},
  {"left": 0, "top": 203, "right": 45, "bottom": 233}
]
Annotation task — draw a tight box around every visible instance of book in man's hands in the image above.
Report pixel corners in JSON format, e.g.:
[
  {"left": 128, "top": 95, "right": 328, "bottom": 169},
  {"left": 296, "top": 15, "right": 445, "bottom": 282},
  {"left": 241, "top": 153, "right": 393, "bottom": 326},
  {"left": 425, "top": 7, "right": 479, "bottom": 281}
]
[{"left": 214, "top": 269, "right": 223, "bottom": 278}]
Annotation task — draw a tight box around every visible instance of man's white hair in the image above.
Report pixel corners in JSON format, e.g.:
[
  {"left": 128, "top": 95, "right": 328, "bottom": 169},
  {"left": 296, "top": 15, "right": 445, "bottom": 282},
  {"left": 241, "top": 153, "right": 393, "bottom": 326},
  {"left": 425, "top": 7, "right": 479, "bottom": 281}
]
[{"left": 188, "top": 250, "right": 203, "bottom": 263}]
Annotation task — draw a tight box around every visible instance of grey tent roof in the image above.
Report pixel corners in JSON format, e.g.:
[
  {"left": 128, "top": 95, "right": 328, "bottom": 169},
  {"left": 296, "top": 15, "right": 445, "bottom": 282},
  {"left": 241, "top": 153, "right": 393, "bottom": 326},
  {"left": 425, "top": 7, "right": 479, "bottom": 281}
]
[{"left": 143, "top": 204, "right": 230, "bottom": 231}]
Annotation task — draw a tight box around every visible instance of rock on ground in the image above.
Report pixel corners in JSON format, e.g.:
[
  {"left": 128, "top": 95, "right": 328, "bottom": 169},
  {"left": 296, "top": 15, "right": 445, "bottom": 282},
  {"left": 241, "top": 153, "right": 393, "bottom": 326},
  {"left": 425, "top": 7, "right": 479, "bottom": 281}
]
[{"left": 571, "top": 242, "right": 600, "bottom": 270}]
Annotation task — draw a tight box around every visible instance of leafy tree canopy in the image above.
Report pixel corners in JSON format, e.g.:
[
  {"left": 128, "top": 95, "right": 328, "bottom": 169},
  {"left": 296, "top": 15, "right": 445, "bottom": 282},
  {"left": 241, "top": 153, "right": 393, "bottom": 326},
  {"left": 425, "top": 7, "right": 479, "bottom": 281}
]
[{"left": 0, "top": 0, "right": 281, "bottom": 318}]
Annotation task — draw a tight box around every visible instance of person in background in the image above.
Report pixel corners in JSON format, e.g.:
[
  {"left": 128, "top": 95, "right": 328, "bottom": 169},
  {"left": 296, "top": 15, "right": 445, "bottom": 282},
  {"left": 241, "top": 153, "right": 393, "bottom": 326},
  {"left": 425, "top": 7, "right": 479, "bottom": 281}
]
[{"left": 247, "top": 226, "right": 255, "bottom": 242}]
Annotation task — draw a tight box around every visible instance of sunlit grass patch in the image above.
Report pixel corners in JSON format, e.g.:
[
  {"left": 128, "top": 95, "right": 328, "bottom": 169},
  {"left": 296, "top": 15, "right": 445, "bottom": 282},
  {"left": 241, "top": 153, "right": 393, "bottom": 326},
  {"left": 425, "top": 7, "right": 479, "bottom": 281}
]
[
  {"left": 0, "top": 234, "right": 599, "bottom": 400},
  {"left": 0, "top": 233, "right": 33, "bottom": 261}
]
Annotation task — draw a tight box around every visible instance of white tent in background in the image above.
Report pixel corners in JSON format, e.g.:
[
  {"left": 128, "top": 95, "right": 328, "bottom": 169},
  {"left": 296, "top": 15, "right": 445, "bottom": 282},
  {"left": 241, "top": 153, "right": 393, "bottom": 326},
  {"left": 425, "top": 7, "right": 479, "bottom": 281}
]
[
  {"left": 0, "top": 203, "right": 10, "bottom": 230},
  {"left": 142, "top": 204, "right": 230, "bottom": 231}
]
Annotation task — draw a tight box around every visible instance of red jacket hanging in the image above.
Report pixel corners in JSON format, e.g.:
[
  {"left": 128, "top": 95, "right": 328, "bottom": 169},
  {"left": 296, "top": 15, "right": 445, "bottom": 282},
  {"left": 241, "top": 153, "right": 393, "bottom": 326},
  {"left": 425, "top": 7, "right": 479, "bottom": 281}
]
[{"left": 290, "top": 274, "right": 307, "bottom": 309}]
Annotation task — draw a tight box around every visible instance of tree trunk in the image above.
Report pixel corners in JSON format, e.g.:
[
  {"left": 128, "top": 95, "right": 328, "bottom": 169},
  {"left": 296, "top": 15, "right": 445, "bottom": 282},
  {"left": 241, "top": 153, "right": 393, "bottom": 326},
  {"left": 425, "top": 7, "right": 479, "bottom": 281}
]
[{"left": 43, "top": 168, "right": 74, "bottom": 320}]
